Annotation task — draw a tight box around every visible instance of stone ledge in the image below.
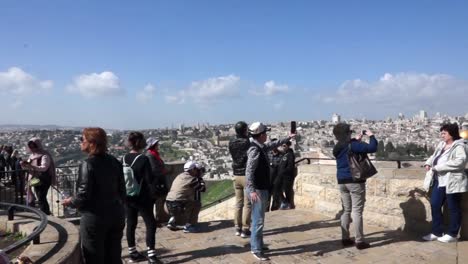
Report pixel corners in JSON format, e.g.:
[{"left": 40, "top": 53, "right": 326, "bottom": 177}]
[{"left": 0, "top": 212, "right": 80, "bottom": 263}]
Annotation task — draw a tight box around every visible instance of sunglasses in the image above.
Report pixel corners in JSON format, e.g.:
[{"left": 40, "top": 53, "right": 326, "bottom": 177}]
[{"left": 79, "top": 136, "right": 84, "bottom": 142}]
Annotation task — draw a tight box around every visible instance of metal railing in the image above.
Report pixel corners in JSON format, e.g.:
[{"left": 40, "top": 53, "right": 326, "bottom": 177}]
[
  {"left": 201, "top": 193, "right": 235, "bottom": 210},
  {"left": 0, "top": 202, "right": 48, "bottom": 254},
  {"left": 0, "top": 166, "right": 80, "bottom": 218},
  {"left": 295, "top": 157, "right": 427, "bottom": 169}
]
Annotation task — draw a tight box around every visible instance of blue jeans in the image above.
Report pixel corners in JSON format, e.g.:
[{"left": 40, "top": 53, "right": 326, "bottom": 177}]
[
  {"left": 430, "top": 180, "right": 462, "bottom": 237},
  {"left": 248, "top": 189, "right": 269, "bottom": 253}
]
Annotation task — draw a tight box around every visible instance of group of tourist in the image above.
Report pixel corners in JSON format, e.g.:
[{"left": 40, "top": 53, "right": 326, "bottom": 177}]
[{"left": 2, "top": 121, "right": 467, "bottom": 263}]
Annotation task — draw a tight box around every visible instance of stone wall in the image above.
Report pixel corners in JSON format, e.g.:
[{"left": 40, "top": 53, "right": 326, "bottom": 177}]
[{"left": 294, "top": 161, "right": 468, "bottom": 238}]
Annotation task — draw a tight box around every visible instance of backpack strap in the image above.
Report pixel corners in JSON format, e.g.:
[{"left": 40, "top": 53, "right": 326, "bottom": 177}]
[{"left": 129, "top": 154, "right": 143, "bottom": 168}]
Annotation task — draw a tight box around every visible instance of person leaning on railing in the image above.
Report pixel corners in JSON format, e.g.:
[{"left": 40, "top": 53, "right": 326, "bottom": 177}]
[
  {"left": 332, "top": 123, "right": 377, "bottom": 250},
  {"left": 62, "top": 127, "right": 126, "bottom": 264},
  {"left": 21, "top": 138, "right": 57, "bottom": 215},
  {"left": 422, "top": 123, "right": 468, "bottom": 243}
]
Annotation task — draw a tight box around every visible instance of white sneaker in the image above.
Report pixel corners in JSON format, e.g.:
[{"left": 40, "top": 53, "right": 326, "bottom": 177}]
[
  {"left": 437, "top": 234, "right": 457, "bottom": 243},
  {"left": 422, "top": 233, "right": 440, "bottom": 241}
]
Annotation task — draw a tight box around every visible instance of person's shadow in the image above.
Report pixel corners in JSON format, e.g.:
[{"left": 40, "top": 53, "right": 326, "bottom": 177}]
[{"left": 399, "top": 188, "right": 431, "bottom": 235}]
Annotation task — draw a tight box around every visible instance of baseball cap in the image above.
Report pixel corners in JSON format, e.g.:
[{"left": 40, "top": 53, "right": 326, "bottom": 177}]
[
  {"left": 184, "top": 161, "right": 197, "bottom": 171},
  {"left": 249, "top": 122, "right": 271, "bottom": 136}
]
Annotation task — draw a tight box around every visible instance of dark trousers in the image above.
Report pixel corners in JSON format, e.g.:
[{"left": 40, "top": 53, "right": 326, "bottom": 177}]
[
  {"left": 283, "top": 177, "right": 295, "bottom": 207},
  {"left": 126, "top": 203, "right": 157, "bottom": 249},
  {"left": 270, "top": 179, "right": 284, "bottom": 211},
  {"left": 430, "top": 180, "right": 462, "bottom": 237},
  {"left": 34, "top": 184, "right": 51, "bottom": 215},
  {"left": 80, "top": 210, "right": 125, "bottom": 264}
]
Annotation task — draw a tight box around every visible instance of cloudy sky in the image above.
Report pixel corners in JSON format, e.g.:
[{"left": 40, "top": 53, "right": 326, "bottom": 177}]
[{"left": 1, "top": 1, "right": 467, "bottom": 129}]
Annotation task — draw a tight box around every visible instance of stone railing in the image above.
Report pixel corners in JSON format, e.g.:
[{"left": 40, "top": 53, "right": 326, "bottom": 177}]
[{"left": 294, "top": 161, "right": 468, "bottom": 238}]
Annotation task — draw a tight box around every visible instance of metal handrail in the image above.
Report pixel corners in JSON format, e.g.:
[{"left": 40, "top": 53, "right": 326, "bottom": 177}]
[
  {"left": 0, "top": 202, "right": 48, "bottom": 254},
  {"left": 201, "top": 193, "right": 235, "bottom": 210},
  {"left": 294, "top": 157, "right": 427, "bottom": 168}
]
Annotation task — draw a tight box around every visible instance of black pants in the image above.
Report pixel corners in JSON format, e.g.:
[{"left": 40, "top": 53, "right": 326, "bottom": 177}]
[
  {"left": 126, "top": 203, "right": 157, "bottom": 249},
  {"left": 80, "top": 209, "right": 125, "bottom": 264},
  {"left": 283, "top": 177, "right": 295, "bottom": 207},
  {"left": 34, "top": 184, "right": 51, "bottom": 215},
  {"left": 270, "top": 178, "right": 285, "bottom": 211}
]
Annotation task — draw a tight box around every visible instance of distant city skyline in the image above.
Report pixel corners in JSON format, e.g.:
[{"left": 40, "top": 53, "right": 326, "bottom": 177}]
[{"left": 1, "top": 1, "right": 468, "bottom": 129}]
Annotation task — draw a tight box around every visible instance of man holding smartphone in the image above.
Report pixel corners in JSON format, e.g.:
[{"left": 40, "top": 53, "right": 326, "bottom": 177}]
[{"left": 246, "top": 122, "right": 295, "bottom": 261}]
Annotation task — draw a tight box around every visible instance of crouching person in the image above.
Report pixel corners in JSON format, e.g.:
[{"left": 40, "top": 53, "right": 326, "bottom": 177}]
[
  {"left": 165, "top": 161, "right": 202, "bottom": 233},
  {"left": 185, "top": 163, "right": 206, "bottom": 232}
]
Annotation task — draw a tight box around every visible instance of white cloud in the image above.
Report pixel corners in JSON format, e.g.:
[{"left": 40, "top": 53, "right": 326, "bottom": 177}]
[
  {"left": 0, "top": 67, "right": 53, "bottom": 96},
  {"left": 67, "top": 71, "right": 124, "bottom": 98},
  {"left": 250, "top": 80, "right": 289, "bottom": 96},
  {"left": 320, "top": 72, "right": 468, "bottom": 113},
  {"left": 166, "top": 75, "right": 240, "bottom": 104},
  {"left": 136, "top": 83, "right": 156, "bottom": 103}
]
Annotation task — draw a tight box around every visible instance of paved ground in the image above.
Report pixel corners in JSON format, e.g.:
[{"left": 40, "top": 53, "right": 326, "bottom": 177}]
[{"left": 122, "top": 209, "right": 468, "bottom": 264}]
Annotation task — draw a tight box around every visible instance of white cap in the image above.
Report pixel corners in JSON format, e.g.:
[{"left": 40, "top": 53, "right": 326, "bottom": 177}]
[
  {"left": 249, "top": 122, "right": 271, "bottom": 136},
  {"left": 184, "top": 161, "right": 197, "bottom": 171}
]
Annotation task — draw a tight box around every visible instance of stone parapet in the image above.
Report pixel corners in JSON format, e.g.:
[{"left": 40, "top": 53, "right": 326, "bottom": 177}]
[
  {"left": 0, "top": 213, "right": 80, "bottom": 263},
  {"left": 294, "top": 163, "right": 468, "bottom": 238}
]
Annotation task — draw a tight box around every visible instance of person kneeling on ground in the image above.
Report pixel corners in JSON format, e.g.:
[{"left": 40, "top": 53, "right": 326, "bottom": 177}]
[
  {"left": 165, "top": 161, "right": 202, "bottom": 233},
  {"left": 184, "top": 163, "right": 207, "bottom": 232}
]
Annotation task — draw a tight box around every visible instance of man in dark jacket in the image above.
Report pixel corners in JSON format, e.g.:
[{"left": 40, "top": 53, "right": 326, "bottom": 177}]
[
  {"left": 228, "top": 121, "right": 252, "bottom": 238},
  {"left": 267, "top": 145, "right": 282, "bottom": 211},
  {"left": 278, "top": 141, "right": 296, "bottom": 209}
]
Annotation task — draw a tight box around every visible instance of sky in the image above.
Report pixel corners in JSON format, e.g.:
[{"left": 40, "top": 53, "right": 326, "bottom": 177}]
[{"left": 1, "top": 0, "right": 467, "bottom": 130}]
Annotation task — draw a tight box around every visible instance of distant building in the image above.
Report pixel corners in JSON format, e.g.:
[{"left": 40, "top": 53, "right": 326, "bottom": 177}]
[
  {"left": 419, "top": 110, "right": 428, "bottom": 121},
  {"left": 332, "top": 113, "right": 341, "bottom": 123}
]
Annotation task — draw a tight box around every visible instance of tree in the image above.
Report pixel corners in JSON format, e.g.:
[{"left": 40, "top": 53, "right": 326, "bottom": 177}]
[
  {"left": 385, "top": 141, "right": 396, "bottom": 153},
  {"left": 376, "top": 140, "right": 386, "bottom": 158}
]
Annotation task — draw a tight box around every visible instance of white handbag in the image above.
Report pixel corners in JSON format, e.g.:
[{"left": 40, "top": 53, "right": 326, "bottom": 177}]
[{"left": 423, "top": 170, "right": 434, "bottom": 192}]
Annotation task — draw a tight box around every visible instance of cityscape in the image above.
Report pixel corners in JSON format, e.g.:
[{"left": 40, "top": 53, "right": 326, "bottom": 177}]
[{"left": 2, "top": 110, "right": 467, "bottom": 181}]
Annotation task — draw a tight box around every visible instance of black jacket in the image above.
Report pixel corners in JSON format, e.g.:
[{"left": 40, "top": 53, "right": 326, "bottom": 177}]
[
  {"left": 145, "top": 152, "right": 168, "bottom": 197},
  {"left": 229, "top": 136, "right": 250, "bottom": 176},
  {"left": 72, "top": 154, "right": 126, "bottom": 215},
  {"left": 278, "top": 149, "right": 296, "bottom": 179}
]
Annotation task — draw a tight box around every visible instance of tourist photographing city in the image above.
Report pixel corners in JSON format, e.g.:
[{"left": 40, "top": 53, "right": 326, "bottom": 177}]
[{"left": 2, "top": 1, "right": 468, "bottom": 263}]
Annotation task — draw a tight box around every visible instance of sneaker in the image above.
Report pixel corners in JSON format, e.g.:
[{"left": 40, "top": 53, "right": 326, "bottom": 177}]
[
  {"left": 422, "top": 233, "right": 440, "bottom": 241},
  {"left": 279, "top": 202, "right": 290, "bottom": 210},
  {"left": 341, "top": 239, "right": 355, "bottom": 247},
  {"left": 252, "top": 252, "right": 270, "bottom": 261},
  {"left": 437, "top": 234, "right": 457, "bottom": 243},
  {"left": 147, "top": 255, "right": 159, "bottom": 264},
  {"left": 235, "top": 227, "right": 242, "bottom": 236},
  {"left": 129, "top": 251, "right": 146, "bottom": 262},
  {"left": 240, "top": 230, "right": 251, "bottom": 238},
  {"left": 167, "top": 222, "right": 178, "bottom": 231},
  {"left": 356, "top": 242, "right": 371, "bottom": 250},
  {"left": 183, "top": 225, "right": 197, "bottom": 233}
]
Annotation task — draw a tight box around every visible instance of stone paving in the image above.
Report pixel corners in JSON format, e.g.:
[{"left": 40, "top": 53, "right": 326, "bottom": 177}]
[{"left": 122, "top": 209, "right": 468, "bottom": 264}]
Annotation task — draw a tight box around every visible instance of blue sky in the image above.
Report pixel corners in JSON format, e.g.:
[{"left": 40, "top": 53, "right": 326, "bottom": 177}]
[{"left": 1, "top": 1, "right": 467, "bottom": 129}]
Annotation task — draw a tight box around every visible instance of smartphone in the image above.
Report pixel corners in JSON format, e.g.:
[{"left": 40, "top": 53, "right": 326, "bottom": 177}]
[
  {"left": 362, "top": 130, "right": 367, "bottom": 135},
  {"left": 290, "top": 121, "right": 297, "bottom": 134}
]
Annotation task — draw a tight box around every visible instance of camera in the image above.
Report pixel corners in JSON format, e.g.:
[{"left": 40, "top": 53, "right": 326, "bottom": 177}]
[{"left": 362, "top": 130, "right": 367, "bottom": 135}]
